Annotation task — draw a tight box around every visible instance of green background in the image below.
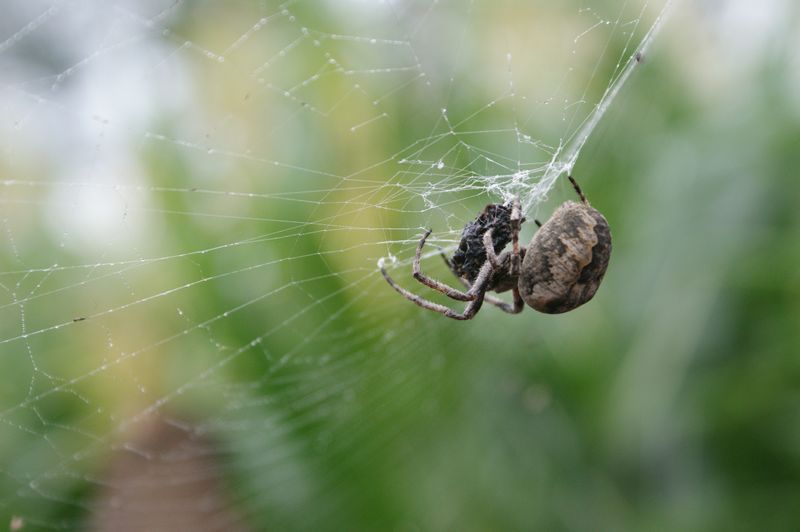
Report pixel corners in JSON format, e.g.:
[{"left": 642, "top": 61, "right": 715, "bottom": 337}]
[{"left": 0, "top": 1, "right": 798, "bottom": 530}]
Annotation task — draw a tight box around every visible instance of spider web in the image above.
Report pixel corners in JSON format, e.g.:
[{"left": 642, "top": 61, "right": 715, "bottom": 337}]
[{"left": 0, "top": 0, "right": 673, "bottom": 529}]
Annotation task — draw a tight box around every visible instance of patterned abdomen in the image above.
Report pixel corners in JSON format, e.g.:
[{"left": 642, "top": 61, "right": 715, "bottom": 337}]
[{"left": 519, "top": 201, "right": 611, "bottom": 314}]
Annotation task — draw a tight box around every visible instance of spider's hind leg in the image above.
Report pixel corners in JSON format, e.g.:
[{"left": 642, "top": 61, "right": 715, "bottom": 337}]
[{"left": 411, "top": 229, "right": 476, "bottom": 301}]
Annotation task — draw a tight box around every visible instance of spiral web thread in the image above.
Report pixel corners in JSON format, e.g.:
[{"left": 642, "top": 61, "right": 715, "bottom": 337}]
[{"left": 0, "top": 0, "right": 672, "bottom": 528}]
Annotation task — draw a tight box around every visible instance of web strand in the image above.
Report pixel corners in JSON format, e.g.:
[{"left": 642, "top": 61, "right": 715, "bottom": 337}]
[{"left": 0, "top": 1, "right": 673, "bottom": 528}]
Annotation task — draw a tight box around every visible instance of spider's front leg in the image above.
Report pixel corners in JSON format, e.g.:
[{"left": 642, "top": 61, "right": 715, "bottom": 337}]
[
  {"left": 380, "top": 251, "right": 494, "bottom": 321},
  {"left": 438, "top": 248, "right": 522, "bottom": 315},
  {"left": 412, "top": 229, "right": 482, "bottom": 301},
  {"left": 510, "top": 197, "right": 523, "bottom": 276},
  {"left": 380, "top": 229, "right": 499, "bottom": 320},
  {"left": 482, "top": 198, "right": 524, "bottom": 274},
  {"left": 481, "top": 227, "right": 524, "bottom": 315}
]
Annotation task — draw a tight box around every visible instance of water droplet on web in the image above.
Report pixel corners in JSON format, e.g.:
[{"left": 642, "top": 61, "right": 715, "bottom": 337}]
[{"left": 436, "top": 161, "right": 444, "bottom": 169}]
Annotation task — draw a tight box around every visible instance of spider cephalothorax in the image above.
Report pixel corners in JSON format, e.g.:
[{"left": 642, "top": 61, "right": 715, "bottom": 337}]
[{"left": 380, "top": 175, "right": 611, "bottom": 320}]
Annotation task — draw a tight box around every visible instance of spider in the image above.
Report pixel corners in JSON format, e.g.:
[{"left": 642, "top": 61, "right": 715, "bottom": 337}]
[{"left": 380, "top": 175, "right": 612, "bottom": 320}]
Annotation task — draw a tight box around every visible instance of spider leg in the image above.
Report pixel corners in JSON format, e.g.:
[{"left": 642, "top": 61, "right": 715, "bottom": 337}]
[
  {"left": 441, "top": 244, "right": 523, "bottom": 315},
  {"left": 505, "top": 200, "right": 525, "bottom": 313},
  {"left": 481, "top": 291, "right": 521, "bottom": 314},
  {"left": 510, "top": 197, "right": 523, "bottom": 276},
  {"left": 438, "top": 247, "right": 470, "bottom": 286},
  {"left": 481, "top": 248, "right": 525, "bottom": 314},
  {"left": 437, "top": 246, "right": 467, "bottom": 286},
  {"left": 411, "top": 229, "right": 476, "bottom": 302},
  {"left": 381, "top": 259, "right": 494, "bottom": 320},
  {"left": 381, "top": 267, "right": 468, "bottom": 318},
  {"left": 568, "top": 175, "right": 588, "bottom": 204},
  {"left": 481, "top": 225, "right": 524, "bottom": 311},
  {"left": 450, "top": 259, "right": 496, "bottom": 318},
  {"left": 482, "top": 229, "right": 503, "bottom": 269},
  {"left": 479, "top": 287, "right": 524, "bottom": 314}
]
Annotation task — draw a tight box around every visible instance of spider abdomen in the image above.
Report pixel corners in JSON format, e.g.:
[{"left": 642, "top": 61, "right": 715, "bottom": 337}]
[{"left": 519, "top": 201, "right": 611, "bottom": 314}]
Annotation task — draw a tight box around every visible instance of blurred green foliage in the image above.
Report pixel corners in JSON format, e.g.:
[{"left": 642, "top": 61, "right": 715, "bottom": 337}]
[{"left": 1, "top": 1, "right": 799, "bottom": 531}]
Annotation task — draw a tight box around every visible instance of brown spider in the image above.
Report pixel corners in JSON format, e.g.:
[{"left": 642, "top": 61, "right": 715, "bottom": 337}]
[{"left": 380, "top": 175, "right": 612, "bottom": 320}]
